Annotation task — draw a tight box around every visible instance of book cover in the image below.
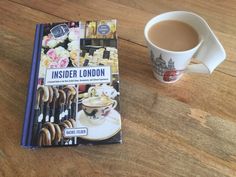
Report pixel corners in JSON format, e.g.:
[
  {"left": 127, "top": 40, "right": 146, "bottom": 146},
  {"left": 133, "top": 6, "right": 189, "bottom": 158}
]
[{"left": 21, "top": 20, "right": 122, "bottom": 148}]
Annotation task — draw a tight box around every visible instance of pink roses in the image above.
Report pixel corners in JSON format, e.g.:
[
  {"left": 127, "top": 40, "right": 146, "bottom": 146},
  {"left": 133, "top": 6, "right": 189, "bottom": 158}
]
[
  {"left": 47, "top": 49, "right": 59, "bottom": 62},
  {"left": 46, "top": 47, "right": 70, "bottom": 68},
  {"left": 58, "top": 57, "right": 69, "bottom": 68}
]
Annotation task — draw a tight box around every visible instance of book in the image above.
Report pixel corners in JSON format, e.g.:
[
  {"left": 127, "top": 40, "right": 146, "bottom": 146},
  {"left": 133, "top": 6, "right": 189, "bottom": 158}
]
[{"left": 21, "top": 20, "right": 122, "bottom": 148}]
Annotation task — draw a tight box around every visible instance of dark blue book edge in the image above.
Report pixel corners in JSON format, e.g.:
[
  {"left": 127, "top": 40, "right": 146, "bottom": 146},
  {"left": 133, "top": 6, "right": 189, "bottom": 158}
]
[{"left": 21, "top": 24, "right": 44, "bottom": 148}]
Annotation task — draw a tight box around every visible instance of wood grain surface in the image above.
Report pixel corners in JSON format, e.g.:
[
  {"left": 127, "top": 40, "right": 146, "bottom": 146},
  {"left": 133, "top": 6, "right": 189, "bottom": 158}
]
[{"left": 1, "top": 0, "right": 236, "bottom": 176}]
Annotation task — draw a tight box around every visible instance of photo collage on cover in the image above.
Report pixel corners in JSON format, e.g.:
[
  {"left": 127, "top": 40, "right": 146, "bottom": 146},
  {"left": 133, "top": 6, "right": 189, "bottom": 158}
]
[{"left": 32, "top": 20, "right": 121, "bottom": 147}]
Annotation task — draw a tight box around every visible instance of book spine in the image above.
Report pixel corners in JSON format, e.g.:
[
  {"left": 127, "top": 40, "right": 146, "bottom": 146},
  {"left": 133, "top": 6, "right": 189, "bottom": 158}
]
[
  {"left": 27, "top": 24, "right": 44, "bottom": 147},
  {"left": 21, "top": 24, "right": 44, "bottom": 148}
]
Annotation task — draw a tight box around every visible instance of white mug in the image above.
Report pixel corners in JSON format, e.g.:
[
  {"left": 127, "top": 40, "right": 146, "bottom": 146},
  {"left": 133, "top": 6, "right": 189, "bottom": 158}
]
[{"left": 144, "top": 11, "right": 226, "bottom": 83}]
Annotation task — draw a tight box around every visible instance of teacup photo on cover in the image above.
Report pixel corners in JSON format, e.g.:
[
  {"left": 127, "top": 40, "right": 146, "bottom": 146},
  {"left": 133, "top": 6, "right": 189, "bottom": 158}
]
[{"left": 77, "top": 78, "right": 121, "bottom": 141}]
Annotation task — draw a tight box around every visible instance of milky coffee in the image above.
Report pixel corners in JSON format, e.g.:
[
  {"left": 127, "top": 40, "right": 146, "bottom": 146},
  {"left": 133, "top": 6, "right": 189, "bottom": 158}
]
[{"left": 148, "top": 20, "right": 199, "bottom": 51}]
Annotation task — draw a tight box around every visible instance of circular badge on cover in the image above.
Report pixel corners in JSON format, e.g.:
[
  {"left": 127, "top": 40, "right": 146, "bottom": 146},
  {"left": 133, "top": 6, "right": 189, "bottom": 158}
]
[{"left": 97, "top": 24, "right": 110, "bottom": 35}]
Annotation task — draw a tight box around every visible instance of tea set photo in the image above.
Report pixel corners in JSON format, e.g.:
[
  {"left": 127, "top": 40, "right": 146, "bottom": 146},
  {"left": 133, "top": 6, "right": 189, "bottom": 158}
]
[{"left": 77, "top": 81, "right": 121, "bottom": 141}]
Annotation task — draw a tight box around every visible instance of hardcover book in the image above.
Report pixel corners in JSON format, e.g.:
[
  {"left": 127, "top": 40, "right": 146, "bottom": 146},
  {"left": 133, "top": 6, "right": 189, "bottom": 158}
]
[{"left": 21, "top": 20, "right": 122, "bottom": 148}]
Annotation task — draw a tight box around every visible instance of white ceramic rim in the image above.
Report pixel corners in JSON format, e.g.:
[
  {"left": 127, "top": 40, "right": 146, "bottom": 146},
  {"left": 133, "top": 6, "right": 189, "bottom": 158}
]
[{"left": 144, "top": 11, "right": 204, "bottom": 54}]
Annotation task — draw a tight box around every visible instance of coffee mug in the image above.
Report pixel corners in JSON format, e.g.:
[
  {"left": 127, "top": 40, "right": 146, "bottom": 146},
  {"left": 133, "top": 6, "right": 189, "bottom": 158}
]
[
  {"left": 82, "top": 96, "right": 117, "bottom": 125},
  {"left": 144, "top": 11, "right": 226, "bottom": 83}
]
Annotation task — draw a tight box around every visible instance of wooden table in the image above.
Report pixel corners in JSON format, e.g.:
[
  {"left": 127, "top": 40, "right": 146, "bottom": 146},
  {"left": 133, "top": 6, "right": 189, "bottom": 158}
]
[{"left": 1, "top": 0, "right": 236, "bottom": 176}]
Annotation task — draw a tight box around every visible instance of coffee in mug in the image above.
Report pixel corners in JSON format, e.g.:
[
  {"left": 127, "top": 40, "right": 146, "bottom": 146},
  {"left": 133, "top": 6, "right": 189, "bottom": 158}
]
[{"left": 148, "top": 20, "right": 199, "bottom": 51}]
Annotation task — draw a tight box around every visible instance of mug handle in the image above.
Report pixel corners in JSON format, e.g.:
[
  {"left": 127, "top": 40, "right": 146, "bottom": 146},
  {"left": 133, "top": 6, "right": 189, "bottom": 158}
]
[
  {"left": 186, "top": 20, "right": 226, "bottom": 74},
  {"left": 111, "top": 100, "right": 117, "bottom": 109}
]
